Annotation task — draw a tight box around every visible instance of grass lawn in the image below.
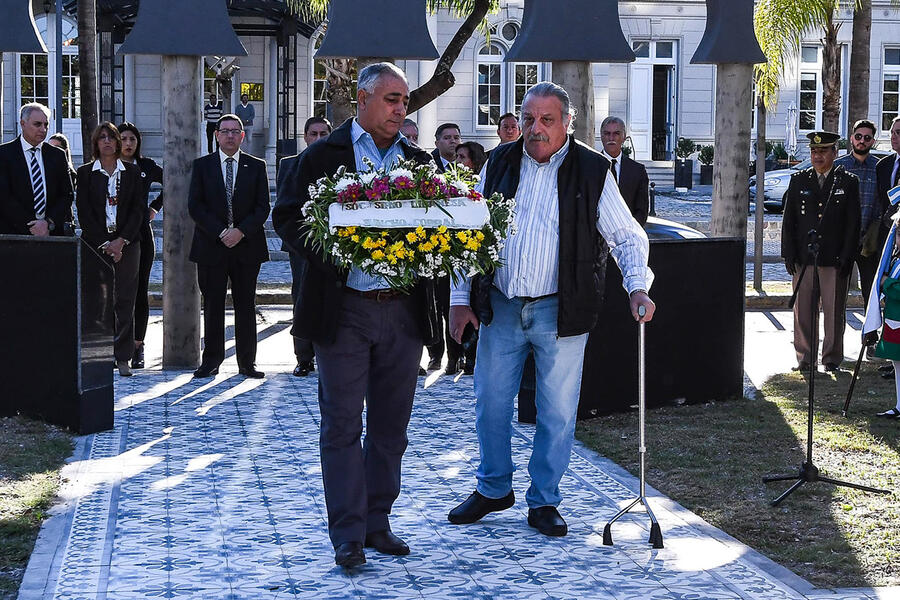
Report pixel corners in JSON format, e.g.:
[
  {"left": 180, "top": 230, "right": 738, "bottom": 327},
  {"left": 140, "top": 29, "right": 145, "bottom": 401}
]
[
  {"left": 576, "top": 361, "right": 900, "bottom": 589},
  {"left": 0, "top": 417, "right": 73, "bottom": 600}
]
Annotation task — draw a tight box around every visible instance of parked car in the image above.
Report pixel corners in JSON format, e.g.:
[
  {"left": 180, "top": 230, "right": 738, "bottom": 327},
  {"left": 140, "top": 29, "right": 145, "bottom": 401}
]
[
  {"left": 749, "top": 150, "right": 891, "bottom": 213},
  {"left": 645, "top": 216, "right": 706, "bottom": 240}
]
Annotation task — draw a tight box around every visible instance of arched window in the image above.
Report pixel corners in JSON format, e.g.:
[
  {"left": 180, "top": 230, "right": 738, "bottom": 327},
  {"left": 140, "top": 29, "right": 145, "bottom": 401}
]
[{"left": 475, "top": 22, "right": 542, "bottom": 128}]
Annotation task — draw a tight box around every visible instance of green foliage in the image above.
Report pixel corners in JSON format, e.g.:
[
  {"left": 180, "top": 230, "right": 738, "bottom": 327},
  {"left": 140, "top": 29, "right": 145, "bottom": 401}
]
[
  {"left": 698, "top": 144, "right": 714, "bottom": 165},
  {"left": 772, "top": 142, "right": 789, "bottom": 159},
  {"left": 676, "top": 137, "right": 698, "bottom": 159}
]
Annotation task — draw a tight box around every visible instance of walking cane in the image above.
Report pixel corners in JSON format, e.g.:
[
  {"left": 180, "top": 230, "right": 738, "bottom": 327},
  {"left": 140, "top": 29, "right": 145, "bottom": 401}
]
[
  {"left": 603, "top": 305, "right": 664, "bottom": 549},
  {"left": 842, "top": 343, "right": 867, "bottom": 417}
]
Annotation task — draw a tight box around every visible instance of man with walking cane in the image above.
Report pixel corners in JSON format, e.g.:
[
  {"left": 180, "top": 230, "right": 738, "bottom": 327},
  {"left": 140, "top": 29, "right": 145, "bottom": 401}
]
[{"left": 445, "top": 81, "right": 655, "bottom": 537}]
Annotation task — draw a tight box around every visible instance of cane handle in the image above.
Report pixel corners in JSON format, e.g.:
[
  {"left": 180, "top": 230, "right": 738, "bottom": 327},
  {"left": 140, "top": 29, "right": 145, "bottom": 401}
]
[{"left": 638, "top": 305, "right": 646, "bottom": 318}]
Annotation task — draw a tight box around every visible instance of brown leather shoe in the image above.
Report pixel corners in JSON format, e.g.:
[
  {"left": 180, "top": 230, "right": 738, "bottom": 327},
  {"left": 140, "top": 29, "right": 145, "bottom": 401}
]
[{"left": 364, "top": 530, "right": 410, "bottom": 555}]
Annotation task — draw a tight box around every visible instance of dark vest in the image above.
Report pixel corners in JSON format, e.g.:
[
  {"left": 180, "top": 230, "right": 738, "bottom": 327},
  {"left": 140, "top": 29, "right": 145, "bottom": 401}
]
[{"left": 473, "top": 136, "right": 611, "bottom": 337}]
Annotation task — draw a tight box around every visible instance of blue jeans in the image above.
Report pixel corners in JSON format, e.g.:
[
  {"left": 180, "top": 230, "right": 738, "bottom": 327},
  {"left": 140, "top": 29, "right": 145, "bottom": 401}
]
[{"left": 473, "top": 288, "right": 589, "bottom": 508}]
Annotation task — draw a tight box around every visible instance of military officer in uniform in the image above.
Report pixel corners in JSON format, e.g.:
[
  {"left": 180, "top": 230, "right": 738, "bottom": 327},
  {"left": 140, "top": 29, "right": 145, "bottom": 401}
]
[{"left": 781, "top": 131, "right": 861, "bottom": 372}]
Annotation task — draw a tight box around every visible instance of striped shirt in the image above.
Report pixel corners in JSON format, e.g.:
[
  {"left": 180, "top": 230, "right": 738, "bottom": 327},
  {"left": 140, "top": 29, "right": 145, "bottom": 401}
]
[
  {"left": 204, "top": 102, "right": 223, "bottom": 123},
  {"left": 450, "top": 139, "right": 653, "bottom": 305},
  {"left": 346, "top": 118, "right": 408, "bottom": 291},
  {"left": 835, "top": 152, "right": 879, "bottom": 240}
]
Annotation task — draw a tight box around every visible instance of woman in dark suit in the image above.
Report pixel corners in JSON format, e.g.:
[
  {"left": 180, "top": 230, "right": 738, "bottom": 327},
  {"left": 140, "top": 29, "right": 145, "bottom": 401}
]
[
  {"left": 76, "top": 122, "right": 144, "bottom": 377},
  {"left": 118, "top": 122, "right": 163, "bottom": 369}
]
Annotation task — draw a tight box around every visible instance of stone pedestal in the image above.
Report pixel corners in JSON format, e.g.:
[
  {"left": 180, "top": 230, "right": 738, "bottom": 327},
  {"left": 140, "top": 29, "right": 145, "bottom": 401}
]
[{"left": 161, "top": 55, "right": 202, "bottom": 368}]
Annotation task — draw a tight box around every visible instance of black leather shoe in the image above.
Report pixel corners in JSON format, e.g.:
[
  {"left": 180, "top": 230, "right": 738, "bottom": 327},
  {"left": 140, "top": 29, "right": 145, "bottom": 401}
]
[
  {"left": 791, "top": 361, "right": 810, "bottom": 372},
  {"left": 427, "top": 357, "right": 442, "bottom": 371},
  {"left": 823, "top": 362, "right": 840, "bottom": 373},
  {"left": 445, "top": 359, "right": 462, "bottom": 376},
  {"left": 448, "top": 490, "right": 514, "bottom": 524},
  {"left": 527, "top": 506, "right": 567, "bottom": 537},
  {"left": 418, "top": 366, "right": 427, "bottom": 376},
  {"left": 463, "top": 360, "right": 475, "bottom": 375},
  {"left": 364, "top": 530, "right": 410, "bottom": 555},
  {"left": 293, "top": 361, "right": 314, "bottom": 377},
  {"left": 193, "top": 364, "right": 219, "bottom": 378},
  {"left": 334, "top": 542, "right": 366, "bottom": 568},
  {"left": 239, "top": 366, "right": 265, "bottom": 378},
  {"left": 132, "top": 344, "right": 145, "bottom": 369}
]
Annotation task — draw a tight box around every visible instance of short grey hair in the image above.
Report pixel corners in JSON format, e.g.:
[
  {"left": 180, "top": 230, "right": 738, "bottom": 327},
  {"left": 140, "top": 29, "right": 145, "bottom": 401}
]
[
  {"left": 600, "top": 116, "right": 626, "bottom": 132},
  {"left": 521, "top": 81, "right": 576, "bottom": 133},
  {"left": 20, "top": 102, "right": 51, "bottom": 123},
  {"left": 357, "top": 62, "right": 409, "bottom": 94}
]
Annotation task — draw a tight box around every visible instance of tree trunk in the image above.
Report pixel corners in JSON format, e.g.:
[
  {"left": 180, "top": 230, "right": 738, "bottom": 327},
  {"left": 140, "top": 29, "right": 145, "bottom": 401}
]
[
  {"left": 324, "top": 58, "right": 356, "bottom": 127},
  {"left": 847, "top": 0, "right": 871, "bottom": 134},
  {"left": 821, "top": 13, "right": 842, "bottom": 133},
  {"left": 408, "top": 0, "right": 491, "bottom": 114},
  {"left": 551, "top": 61, "right": 594, "bottom": 146},
  {"left": 754, "top": 98, "right": 767, "bottom": 291},
  {"left": 77, "top": 0, "right": 99, "bottom": 156},
  {"left": 161, "top": 56, "right": 201, "bottom": 368},
  {"left": 712, "top": 63, "right": 753, "bottom": 238}
]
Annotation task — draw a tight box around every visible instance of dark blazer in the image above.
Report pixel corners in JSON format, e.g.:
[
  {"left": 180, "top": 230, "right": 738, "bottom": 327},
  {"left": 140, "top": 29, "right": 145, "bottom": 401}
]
[
  {"left": 781, "top": 165, "right": 860, "bottom": 269},
  {"left": 272, "top": 119, "right": 440, "bottom": 345},
  {"left": 75, "top": 161, "right": 145, "bottom": 248},
  {"left": 431, "top": 148, "right": 448, "bottom": 173},
  {"left": 0, "top": 137, "right": 74, "bottom": 235},
  {"left": 277, "top": 153, "right": 302, "bottom": 253},
  {"left": 135, "top": 156, "right": 164, "bottom": 213},
  {"left": 615, "top": 154, "right": 650, "bottom": 226},
  {"left": 188, "top": 151, "right": 270, "bottom": 266},
  {"left": 876, "top": 153, "right": 899, "bottom": 222}
]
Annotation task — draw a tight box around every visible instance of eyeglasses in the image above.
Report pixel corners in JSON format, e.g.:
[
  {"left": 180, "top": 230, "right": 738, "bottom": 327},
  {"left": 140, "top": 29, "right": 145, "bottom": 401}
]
[
  {"left": 97, "top": 134, "right": 116, "bottom": 141},
  {"left": 217, "top": 128, "right": 243, "bottom": 136},
  {"left": 853, "top": 133, "right": 874, "bottom": 141}
]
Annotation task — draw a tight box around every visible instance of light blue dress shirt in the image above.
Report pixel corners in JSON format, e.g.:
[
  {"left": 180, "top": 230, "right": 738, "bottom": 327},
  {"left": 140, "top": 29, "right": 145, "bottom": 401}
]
[{"left": 345, "top": 119, "right": 408, "bottom": 291}]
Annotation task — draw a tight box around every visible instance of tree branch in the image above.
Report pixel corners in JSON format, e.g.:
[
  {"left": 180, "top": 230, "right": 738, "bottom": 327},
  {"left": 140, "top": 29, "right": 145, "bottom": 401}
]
[{"left": 407, "top": 0, "right": 491, "bottom": 114}]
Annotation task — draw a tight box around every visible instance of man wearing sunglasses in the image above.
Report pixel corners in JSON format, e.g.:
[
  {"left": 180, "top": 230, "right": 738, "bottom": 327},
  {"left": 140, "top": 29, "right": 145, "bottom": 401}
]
[{"left": 836, "top": 120, "right": 882, "bottom": 308}]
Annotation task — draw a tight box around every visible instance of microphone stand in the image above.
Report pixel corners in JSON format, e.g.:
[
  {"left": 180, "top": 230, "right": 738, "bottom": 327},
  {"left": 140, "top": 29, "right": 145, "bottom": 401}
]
[{"left": 763, "top": 229, "right": 888, "bottom": 505}]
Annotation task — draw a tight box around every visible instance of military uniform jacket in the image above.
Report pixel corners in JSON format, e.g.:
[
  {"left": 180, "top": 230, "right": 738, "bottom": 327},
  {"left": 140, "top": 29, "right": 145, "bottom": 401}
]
[{"left": 781, "top": 166, "right": 860, "bottom": 268}]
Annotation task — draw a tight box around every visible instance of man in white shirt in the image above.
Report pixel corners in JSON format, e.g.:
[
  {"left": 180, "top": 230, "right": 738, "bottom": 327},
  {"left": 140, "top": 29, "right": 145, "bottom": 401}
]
[{"left": 447, "top": 82, "right": 655, "bottom": 538}]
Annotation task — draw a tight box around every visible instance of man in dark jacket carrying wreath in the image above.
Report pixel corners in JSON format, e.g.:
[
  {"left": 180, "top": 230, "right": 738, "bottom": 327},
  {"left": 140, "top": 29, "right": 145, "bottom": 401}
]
[
  {"left": 446, "top": 82, "right": 655, "bottom": 538},
  {"left": 272, "top": 62, "right": 439, "bottom": 569}
]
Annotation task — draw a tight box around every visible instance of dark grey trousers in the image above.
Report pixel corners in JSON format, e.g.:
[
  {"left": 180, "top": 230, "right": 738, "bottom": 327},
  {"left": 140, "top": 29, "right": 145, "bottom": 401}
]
[
  {"left": 111, "top": 242, "right": 140, "bottom": 362},
  {"left": 289, "top": 252, "right": 314, "bottom": 363},
  {"left": 313, "top": 292, "right": 422, "bottom": 547}
]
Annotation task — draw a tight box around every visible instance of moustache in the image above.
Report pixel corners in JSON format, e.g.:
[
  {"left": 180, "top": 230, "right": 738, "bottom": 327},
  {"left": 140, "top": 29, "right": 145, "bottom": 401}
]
[{"left": 527, "top": 134, "right": 550, "bottom": 143}]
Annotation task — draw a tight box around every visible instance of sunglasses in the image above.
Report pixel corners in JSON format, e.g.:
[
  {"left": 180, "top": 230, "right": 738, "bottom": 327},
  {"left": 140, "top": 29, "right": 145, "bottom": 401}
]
[{"left": 853, "top": 133, "right": 874, "bottom": 141}]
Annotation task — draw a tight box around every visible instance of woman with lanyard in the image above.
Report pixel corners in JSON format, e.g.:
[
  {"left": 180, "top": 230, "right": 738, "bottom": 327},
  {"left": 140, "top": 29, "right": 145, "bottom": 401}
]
[
  {"left": 118, "top": 122, "right": 163, "bottom": 369},
  {"left": 862, "top": 210, "right": 900, "bottom": 418},
  {"left": 76, "top": 122, "right": 144, "bottom": 377}
]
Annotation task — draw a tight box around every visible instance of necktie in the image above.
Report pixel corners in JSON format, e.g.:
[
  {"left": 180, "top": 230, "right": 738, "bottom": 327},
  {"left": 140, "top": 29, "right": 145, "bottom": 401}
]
[
  {"left": 225, "top": 157, "right": 235, "bottom": 227},
  {"left": 610, "top": 159, "right": 618, "bottom": 183},
  {"left": 892, "top": 156, "right": 899, "bottom": 188},
  {"left": 818, "top": 172, "right": 827, "bottom": 190},
  {"left": 29, "top": 148, "right": 46, "bottom": 218}
]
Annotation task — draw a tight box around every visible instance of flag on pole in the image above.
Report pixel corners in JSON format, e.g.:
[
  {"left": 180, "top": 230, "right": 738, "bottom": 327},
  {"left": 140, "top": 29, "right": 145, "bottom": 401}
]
[{"left": 889, "top": 185, "right": 900, "bottom": 206}]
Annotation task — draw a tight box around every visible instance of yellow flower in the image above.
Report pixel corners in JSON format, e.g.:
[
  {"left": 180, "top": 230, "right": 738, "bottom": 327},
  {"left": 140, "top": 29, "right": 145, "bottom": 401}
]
[
  {"left": 388, "top": 254, "right": 398, "bottom": 264},
  {"left": 456, "top": 231, "right": 469, "bottom": 243},
  {"left": 416, "top": 226, "right": 426, "bottom": 240},
  {"left": 371, "top": 249, "right": 385, "bottom": 260},
  {"left": 390, "top": 241, "right": 404, "bottom": 253},
  {"left": 362, "top": 237, "right": 375, "bottom": 249},
  {"left": 406, "top": 232, "right": 418, "bottom": 243},
  {"left": 380, "top": 231, "right": 388, "bottom": 237},
  {"left": 437, "top": 225, "right": 447, "bottom": 234},
  {"left": 351, "top": 235, "right": 360, "bottom": 243},
  {"left": 475, "top": 231, "right": 485, "bottom": 242},
  {"left": 420, "top": 242, "right": 434, "bottom": 252},
  {"left": 439, "top": 243, "right": 450, "bottom": 253},
  {"left": 395, "top": 248, "right": 407, "bottom": 259},
  {"left": 466, "top": 239, "right": 480, "bottom": 251}
]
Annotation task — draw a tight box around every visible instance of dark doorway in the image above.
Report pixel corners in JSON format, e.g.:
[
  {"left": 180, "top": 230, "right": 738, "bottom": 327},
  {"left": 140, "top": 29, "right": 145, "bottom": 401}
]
[{"left": 652, "top": 65, "right": 673, "bottom": 161}]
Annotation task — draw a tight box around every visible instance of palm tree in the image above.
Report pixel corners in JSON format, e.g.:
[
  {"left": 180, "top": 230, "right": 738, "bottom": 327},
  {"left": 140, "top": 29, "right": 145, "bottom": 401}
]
[
  {"left": 286, "top": 0, "right": 499, "bottom": 124},
  {"left": 77, "top": 0, "right": 98, "bottom": 157},
  {"left": 847, "top": 0, "right": 871, "bottom": 133}
]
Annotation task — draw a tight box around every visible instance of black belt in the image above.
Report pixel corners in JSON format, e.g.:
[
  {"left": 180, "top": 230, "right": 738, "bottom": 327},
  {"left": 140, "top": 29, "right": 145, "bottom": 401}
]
[
  {"left": 344, "top": 288, "right": 406, "bottom": 302},
  {"left": 518, "top": 293, "right": 556, "bottom": 303}
]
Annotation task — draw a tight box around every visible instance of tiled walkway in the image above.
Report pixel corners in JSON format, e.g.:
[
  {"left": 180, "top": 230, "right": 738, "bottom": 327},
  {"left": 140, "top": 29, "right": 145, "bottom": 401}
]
[{"left": 18, "top": 308, "right": 895, "bottom": 599}]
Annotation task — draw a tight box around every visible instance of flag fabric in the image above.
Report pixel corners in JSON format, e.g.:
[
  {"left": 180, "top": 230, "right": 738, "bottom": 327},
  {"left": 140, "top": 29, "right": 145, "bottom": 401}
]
[{"left": 889, "top": 185, "right": 900, "bottom": 206}]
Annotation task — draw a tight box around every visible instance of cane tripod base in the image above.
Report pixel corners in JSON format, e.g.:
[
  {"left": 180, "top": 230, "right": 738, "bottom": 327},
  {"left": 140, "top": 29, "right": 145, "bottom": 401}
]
[
  {"left": 602, "top": 495, "right": 664, "bottom": 549},
  {"left": 763, "top": 461, "right": 889, "bottom": 507}
]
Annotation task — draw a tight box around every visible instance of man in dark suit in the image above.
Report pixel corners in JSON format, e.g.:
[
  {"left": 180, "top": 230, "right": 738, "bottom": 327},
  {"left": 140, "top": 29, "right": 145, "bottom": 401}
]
[
  {"left": 0, "top": 103, "right": 74, "bottom": 236},
  {"left": 599, "top": 116, "right": 649, "bottom": 226},
  {"left": 188, "top": 114, "right": 270, "bottom": 379},
  {"left": 877, "top": 116, "right": 900, "bottom": 222},
  {"left": 430, "top": 122, "right": 460, "bottom": 173},
  {"left": 273, "top": 62, "right": 439, "bottom": 569},
  {"left": 782, "top": 131, "right": 860, "bottom": 373},
  {"left": 278, "top": 116, "right": 332, "bottom": 377}
]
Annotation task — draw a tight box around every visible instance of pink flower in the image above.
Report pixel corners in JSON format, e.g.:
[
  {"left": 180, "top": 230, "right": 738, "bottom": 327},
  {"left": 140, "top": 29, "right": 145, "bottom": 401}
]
[
  {"left": 419, "top": 179, "right": 438, "bottom": 199},
  {"left": 338, "top": 183, "right": 363, "bottom": 203},
  {"left": 393, "top": 176, "right": 414, "bottom": 190},
  {"left": 468, "top": 189, "right": 483, "bottom": 201}
]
